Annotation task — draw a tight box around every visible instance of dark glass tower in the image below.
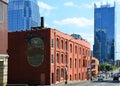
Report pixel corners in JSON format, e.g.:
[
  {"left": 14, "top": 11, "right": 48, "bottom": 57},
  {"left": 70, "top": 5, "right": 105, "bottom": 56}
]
[
  {"left": 8, "top": 0, "right": 40, "bottom": 31},
  {"left": 93, "top": 3, "right": 115, "bottom": 65}
]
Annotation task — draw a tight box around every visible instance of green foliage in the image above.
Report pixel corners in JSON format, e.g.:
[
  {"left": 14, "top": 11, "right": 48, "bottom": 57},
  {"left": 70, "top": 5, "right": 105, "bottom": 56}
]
[{"left": 98, "top": 63, "right": 117, "bottom": 71}]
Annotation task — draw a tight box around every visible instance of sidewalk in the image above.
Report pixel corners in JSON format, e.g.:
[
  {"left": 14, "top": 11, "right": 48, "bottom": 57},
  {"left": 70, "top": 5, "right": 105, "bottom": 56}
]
[{"left": 51, "top": 80, "right": 89, "bottom": 86}]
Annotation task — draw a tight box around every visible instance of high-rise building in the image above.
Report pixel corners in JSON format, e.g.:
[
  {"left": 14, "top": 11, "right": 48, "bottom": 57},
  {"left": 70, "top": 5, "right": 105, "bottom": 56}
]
[
  {"left": 8, "top": 0, "right": 40, "bottom": 31},
  {"left": 93, "top": 3, "right": 115, "bottom": 65}
]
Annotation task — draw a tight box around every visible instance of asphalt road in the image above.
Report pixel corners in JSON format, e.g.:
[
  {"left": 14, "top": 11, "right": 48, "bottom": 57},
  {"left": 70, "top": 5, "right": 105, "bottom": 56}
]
[
  {"left": 67, "top": 78, "right": 120, "bottom": 86},
  {"left": 55, "top": 78, "right": 120, "bottom": 86}
]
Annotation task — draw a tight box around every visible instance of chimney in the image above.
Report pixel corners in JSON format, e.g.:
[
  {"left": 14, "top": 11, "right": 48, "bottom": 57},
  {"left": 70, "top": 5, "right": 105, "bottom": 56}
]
[{"left": 41, "top": 17, "right": 44, "bottom": 28}]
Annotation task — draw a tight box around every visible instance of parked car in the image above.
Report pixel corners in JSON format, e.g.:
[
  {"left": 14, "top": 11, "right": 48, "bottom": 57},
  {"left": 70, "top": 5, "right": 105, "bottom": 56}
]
[
  {"left": 113, "top": 73, "right": 119, "bottom": 81},
  {"left": 98, "top": 75, "right": 104, "bottom": 81}
]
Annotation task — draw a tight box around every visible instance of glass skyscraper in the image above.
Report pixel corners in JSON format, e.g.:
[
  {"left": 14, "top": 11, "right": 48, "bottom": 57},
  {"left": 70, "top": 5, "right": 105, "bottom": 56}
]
[
  {"left": 8, "top": 0, "right": 40, "bottom": 31},
  {"left": 93, "top": 3, "right": 115, "bottom": 65}
]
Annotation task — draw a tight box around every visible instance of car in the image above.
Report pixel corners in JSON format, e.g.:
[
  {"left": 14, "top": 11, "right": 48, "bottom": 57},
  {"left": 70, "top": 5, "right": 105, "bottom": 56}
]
[
  {"left": 113, "top": 73, "right": 119, "bottom": 81},
  {"left": 98, "top": 75, "right": 104, "bottom": 81}
]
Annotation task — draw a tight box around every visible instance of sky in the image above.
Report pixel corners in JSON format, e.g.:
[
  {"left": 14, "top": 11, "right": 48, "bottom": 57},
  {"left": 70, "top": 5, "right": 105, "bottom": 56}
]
[{"left": 37, "top": 0, "right": 120, "bottom": 60}]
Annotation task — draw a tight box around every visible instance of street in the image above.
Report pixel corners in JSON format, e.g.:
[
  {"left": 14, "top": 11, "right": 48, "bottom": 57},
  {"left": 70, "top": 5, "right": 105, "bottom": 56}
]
[
  {"left": 69, "top": 80, "right": 120, "bottom": 86},
  {"left": 54, "top": 78, "right": 120, "bottom": 86}
]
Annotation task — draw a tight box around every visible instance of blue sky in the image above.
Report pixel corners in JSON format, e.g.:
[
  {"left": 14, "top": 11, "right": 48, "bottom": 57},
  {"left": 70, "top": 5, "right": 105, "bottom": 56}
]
[{"left": 37, "top": 0, "right": 120, "bottom": 60}]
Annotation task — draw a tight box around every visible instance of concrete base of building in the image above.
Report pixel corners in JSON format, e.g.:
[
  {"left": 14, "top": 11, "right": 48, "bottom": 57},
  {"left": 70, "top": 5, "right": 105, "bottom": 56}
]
[{"left": 0, "top": 54, "right": 9, "bottom": 86}]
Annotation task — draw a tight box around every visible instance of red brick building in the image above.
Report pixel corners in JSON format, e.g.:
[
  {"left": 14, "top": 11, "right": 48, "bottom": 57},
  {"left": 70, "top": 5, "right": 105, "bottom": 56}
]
[
  {"left": 0, "top": 0, "right": 9, "bottom": 85},
  {"left": 91, "top": 57, "right": 99, "bottom": 75},
  {"left": 8, "top": 28, "right": 91, "bottom": 85}
]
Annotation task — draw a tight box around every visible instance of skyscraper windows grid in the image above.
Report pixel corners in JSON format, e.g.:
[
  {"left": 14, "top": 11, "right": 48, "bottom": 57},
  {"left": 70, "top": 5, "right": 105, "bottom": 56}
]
[
  {"left": 8, "top": 0, "right": 40, "bottom": 31},
  {"left": 93, "top": 4, "right": 115, "bottom": 65}
]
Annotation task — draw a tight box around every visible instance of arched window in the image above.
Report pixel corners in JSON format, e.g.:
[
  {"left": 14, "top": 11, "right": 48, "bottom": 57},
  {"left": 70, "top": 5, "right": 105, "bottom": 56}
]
[
  {"left": 56, "top": 69, "right": 59, "bottom": 81},
  {"left": 75, "top": 58, "right": 76, "bottom": 68},
  {"left": 79, "top": 59, "right": 81, "bottom": 68},
  {"left": 56, "top": 38, "right": 59, "bottom": 49},
  {"left": 83, "top": 57, "right": 86, "bottom": 67},
  {"left": 61, "top": 68, "right": 64, "bottom": 78},
  {"left": 61, "top": 40, "right": 64, "bottom": 49},
  {"left": 86, "top": 50, "right": 87, "bottom": 55},
  {"left": 70, "top": 44, "right": 72, "bottom": 53},
  {"left": 57, "top": 53, "right": 59, "bottom": 63},
  {"left": 70, "top": 75, "right": 72, "bottom": 80},
  {"left": 65, "top": 55, "right": 67, "bottom": 64},
  {"left": 65, "top": 41, "right": 68, "bottom": 51},
  {"left": 70, "top": 58, "right": 72, "bottom": 68},
  {"left": 79, "top": 47, "right": 81, "bottom": 54},
  {"left": 75, "top": 46, "right": 77, "bottom": 54},
  {"left": 75, "top": 74, "right": 76, "bottom": 80},
  {"left": 83, "top": 48, "right": 84, "bottom": 55},
  {"left": 79, "top": 73, "right": 80, "bottom": 79},
  {"left": 61, "top": 54, "right": 64, "bottom": 63}
]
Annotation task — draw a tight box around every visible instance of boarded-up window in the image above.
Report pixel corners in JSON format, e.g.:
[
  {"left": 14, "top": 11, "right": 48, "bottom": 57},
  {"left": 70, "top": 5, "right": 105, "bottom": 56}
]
[{"left": 0, "top": 1, "right": 3, "bottom": 22}]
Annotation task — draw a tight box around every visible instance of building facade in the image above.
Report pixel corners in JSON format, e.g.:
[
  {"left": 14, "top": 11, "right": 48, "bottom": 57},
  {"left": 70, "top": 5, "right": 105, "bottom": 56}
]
[
  {"left": 93, "top": 3, "right": 115, "bottom": 65},
  {"left": 116, "top": 60, "right": 120, "bottom": 67},
  {"left": 91, "top": 57, "right": 99, "bottom": 75},
  {"left": 8, "top": 28, "right": 91, "bottom": 85},
  {"left": 0, "top": 0, "right": 9, "bottom": 85},
  {"left": 8, "top": 0, "right": 40, "bottom": 31}
]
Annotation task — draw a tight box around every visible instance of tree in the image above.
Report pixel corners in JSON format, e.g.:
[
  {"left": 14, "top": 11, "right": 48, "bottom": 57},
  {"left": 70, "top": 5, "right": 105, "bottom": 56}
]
[{"left": 99, "top": 63, "right": 117, "bottom": 71}]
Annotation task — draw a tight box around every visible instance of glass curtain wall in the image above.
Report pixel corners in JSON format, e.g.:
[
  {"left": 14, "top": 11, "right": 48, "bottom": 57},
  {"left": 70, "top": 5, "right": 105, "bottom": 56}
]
[
  {"left": 93, "top": 4, "right": 115, "bottom": 65},
  {"left": 8, "top": 0, "right": 40, "bottom": 31}
]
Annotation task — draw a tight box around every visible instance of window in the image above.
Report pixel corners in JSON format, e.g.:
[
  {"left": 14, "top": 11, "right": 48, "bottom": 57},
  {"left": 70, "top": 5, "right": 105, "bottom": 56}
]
[
  {"left": 79, "top": 47, "right": 81, "bottom": 54},
  {"left": 61, "top": 54, "right": 64, "bottom": 63},
  {"left": 70, "top": 75, "right": 72, "bottom": 80},
  {"left": 70, "top": 44, "right": 72, "bottom": 53},
  {"left": 65, "top": 55, "right": 68, "bottom": 64},
  {"left": 51, "top": 39, "right": 54, "bottom": 48},
  {"left": 75, "top": 59, "right": 76, "bottom": 68},
  {"left": 79, "top": 59, "right": 81, "bottom": 68},
  {"left": 75, "top": 74, "right": 76, "bottom": 80},
  {"left": 0, "top": 1, "right": 3, "bottom": 22},
  {"left": 56, "top": 38, "right": 59, "bottom": 49},
  {"left": 61, "top": 68, "right": 64, "bottom": 78},
  {"left": 70, "top": 58, "right": 72, "bottom": 68},
  {"left": 65, "top": 41, "right": 68, "bottom": 51},
  {"left": 79, "top": 73, "right": 80, "bottom": 79},
  {"left": 83, "top": 59, "right": 86, "bottom": 67},
  {"left": 61, "top": 40, "right": 63, "bottom": 49},
  {"left": 75, "top": 46, "right": 77, "bottom": 54},
  {"left": 56, "top": 69, "right": 59, "bottom": 81},
  {"left": 83, "top": 48, "right": 84, "bottom": 55},
  {"left": 57, "top": 53, "right": 59, "bottom": 63},
  {"left": 51, "top": 54, "right": 54, "bottom": 64},
  {"left": 86, "top": 50, "right": 87, "bottom": 55}
]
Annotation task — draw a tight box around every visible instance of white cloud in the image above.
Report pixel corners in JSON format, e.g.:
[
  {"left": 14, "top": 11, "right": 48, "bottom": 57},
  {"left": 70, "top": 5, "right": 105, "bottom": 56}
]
[
  {"left": 82, "top": 0, "right": 119, "bottom": 9},
  {"left": 83, "top": 4, "right": 93, "bottom": 9},
  {"left": 94, "top": 0, "right": 120, "bottom": 7},
  {"left": 64, "top": 1, "right": 76, "bottom": 7},
  {"left": 80, "top": 33, "right": 94, "bottom": 49},
  {"left": 53, "top": 17, "right": 94, "bottom": 28},
  {"left": 71, "top": 32, "right": 94, "bottom": 50},
  {"left": 38, "top": 2, "right": 54, "bottom": 10},
  {"left": 37, "top": 1, "right": 56, "bottom": 17}
]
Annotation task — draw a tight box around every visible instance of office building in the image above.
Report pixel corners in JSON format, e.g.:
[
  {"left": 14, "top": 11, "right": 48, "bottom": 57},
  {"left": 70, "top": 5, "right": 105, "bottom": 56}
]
[
  {"left": 93, "top": 3, "right": 115, "bottom": 65},
  {"left": 0, "top": 0, "right": 9, "bottom": 85},
  {"left": 8, "top": 27, "right": 91, "bottom": 85},
  {"left": 8, "top": 0, "right": 40, "bottom": 31}
]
